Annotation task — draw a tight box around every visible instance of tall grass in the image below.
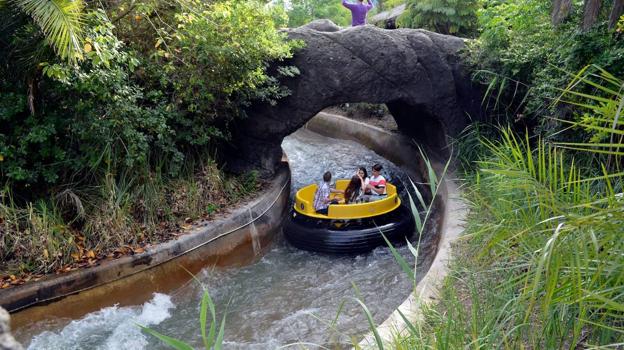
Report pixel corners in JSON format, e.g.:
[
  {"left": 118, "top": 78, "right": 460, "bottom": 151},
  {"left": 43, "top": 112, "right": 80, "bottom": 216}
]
[
  {"left": 374, "top": 67, "right": 624, "bottom": 348},
  {"left": 0, "top": 189, "right": 73, "bottom": 274},
  {"left": 0, "top": 159, "right": 259, "bottom": 277}
]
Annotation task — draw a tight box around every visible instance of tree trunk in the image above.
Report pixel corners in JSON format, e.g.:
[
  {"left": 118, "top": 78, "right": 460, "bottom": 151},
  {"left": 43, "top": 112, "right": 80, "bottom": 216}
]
[
  {"left": 582, "top": 0, "right": 602, "bottom": 30},
  {"left": 551, "top": 0, "right": 573, "bottom": 26},
  {"left": 27, "top": 77, "right": 36, "bottom": 116},
  {"left": 609, "top": 0, "right": 624, "bottom": 29}
]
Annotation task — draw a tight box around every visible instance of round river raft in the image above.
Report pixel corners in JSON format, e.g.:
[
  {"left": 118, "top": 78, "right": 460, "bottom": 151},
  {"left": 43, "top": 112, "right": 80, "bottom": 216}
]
[{"left": 284, "top": 180, "right": 415, "bottom": 254}]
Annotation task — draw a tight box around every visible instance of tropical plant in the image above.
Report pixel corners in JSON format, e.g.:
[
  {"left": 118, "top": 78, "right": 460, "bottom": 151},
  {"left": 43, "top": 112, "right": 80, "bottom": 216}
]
[
  {"left": 280, "top": 0, "right": 351, "bottom": 27},
  {"left": 0, "top": 0, "right": 291, "bottom": 277},
  {"left": 469, "top": 0, "right": 624, "bottom": 135},
  {"left": 377, "top": 68, "right": 624, "bottom": 348},
  {"left": 397, "top": 0, "right": 479, "bottom": 36},
  {"left": 0, "top": 0, "right": 84, "bottom": 61},
  {"left": 555, "top": 65, "right": 624, "bottom": 164},
  {"left": 158, "top": 0, "right": 300, "bottom": 118}
]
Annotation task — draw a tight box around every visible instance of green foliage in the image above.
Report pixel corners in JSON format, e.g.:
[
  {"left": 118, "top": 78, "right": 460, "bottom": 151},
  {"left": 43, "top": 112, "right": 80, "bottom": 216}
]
[
  {"left": 1, "top": 0, "right": 84, "bottom": 62},
  {"left": 470, "top": 0, "right": 624, "bottom": 133},
  {"left": 0, "top": 0, "right": 295, "bottom": 275},
  {"left": 555, "top": 65, "right": 624, "bottom": 148},
  {"left": 397, "top": 0, "right": 479, "bottom": 36},
  {"left": 278, "top": 0, "right": 350, "bottom": 27},
  {"left": 383, "top": 69, "right": 624, "bottom": 348},
  {"left": 155, "top": 0, "right": 300, "bottom": 117},
  {"left": 1, "top": 1, "right": 299, "bottom": 192},
  {"left": 1, "top": 10, "right": 175, "bottom": 188}
]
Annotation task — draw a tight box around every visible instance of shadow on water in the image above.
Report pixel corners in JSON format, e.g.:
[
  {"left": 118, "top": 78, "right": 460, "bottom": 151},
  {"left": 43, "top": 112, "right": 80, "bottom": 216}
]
[{"left": 19, "top": 128, "right": 438, "bottom": 350}]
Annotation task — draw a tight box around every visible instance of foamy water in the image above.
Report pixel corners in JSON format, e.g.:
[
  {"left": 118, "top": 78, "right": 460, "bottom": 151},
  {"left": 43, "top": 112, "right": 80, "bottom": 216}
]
[{"left": 27, "top": 294, "right": 174, "bottom": 350}]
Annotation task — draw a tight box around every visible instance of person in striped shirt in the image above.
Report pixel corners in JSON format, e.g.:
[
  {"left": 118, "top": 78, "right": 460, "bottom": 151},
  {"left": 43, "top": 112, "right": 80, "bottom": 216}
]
[
  {"left": 366, "top": 164, "right": 387, "bottom": 201},
  {"left": 313, "top": 171, "right": 344, "bottom": 215}
]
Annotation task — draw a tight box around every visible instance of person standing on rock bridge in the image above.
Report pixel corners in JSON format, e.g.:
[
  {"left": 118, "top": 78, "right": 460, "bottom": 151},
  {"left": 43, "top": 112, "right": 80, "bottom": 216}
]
[{"left": 341, "top": 0, "right": 373, "bottom": 26}]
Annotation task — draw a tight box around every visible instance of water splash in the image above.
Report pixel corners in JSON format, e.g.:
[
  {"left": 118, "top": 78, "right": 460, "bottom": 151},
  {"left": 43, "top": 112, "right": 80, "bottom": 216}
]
[{"left": 27, "top": 293, "right": 174, "bottom": 350}]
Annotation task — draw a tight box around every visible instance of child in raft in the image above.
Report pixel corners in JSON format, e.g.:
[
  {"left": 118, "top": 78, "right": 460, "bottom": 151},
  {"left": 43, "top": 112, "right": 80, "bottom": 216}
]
[{"left": 313, "top": 171, "right": 344, "bottom": 215}]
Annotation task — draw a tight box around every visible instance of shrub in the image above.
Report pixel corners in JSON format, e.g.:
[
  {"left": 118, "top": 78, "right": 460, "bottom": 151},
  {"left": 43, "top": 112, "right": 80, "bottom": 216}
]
[
  {"left": 1, "top": 2, "right": 300, "bottom": 195},
  {"left": 397, "top": 0, "right": 479, "bottom": 36}
]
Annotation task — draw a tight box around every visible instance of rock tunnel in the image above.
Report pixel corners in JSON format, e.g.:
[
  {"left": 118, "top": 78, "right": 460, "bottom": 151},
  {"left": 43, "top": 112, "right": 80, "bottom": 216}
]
[{"left": 227, "top": 20, "right": 482, "bottom": 175}]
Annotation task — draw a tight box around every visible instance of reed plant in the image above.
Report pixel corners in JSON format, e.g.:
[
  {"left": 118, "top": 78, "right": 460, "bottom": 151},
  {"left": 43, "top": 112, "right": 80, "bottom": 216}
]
[
  {"left": 373, "top": 66, "right": 624, "bottom": 348},
  {"left": 140, "top": 278, "right": 227, "bottom": 350}
]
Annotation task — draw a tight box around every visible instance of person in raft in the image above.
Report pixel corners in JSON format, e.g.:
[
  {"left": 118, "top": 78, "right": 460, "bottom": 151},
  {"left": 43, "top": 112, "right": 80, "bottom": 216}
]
[
  {"left": 366, "top": 163, "right": 387, "bottom": 201},
  {"left": 357, "top": 167, "right": 371, "bottom": 196},
  {"left": 313, "top": 171, "right": 344, "bottom": 215},
  {"left": 344, "top": 175, "right": 363, "bottom": 204},
  {"left": 341, "top": 0, "right": 373, "bottom": 26}
]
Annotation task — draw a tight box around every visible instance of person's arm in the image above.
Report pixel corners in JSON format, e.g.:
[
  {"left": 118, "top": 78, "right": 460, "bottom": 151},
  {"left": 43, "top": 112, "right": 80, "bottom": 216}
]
[
  {"left": 369, "top": 178, "right": 386, "bottom": 194},
  {"left": 342, "top": 0, "right": 355, "bottom": 9},
  {"left": 330, "top": 188, "right": 345, "bottom": 194},
  {"left": 366, "top": 0, "right": 373, "bottom": 10}
]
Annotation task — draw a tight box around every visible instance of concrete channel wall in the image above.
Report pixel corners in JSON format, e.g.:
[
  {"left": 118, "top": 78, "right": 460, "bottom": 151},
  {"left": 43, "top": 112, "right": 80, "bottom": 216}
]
[
  {"left": 2, "top": 162, "right": 291, "bottom": 330},
  {"left": 305, "top": 112, "right": 467, "bottom": 348}
]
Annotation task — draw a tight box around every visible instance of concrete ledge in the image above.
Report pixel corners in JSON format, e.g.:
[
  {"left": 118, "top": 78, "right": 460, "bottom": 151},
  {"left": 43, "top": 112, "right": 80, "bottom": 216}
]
[{"left": 4, "top": 162, "right": 291, "bottom": 329}]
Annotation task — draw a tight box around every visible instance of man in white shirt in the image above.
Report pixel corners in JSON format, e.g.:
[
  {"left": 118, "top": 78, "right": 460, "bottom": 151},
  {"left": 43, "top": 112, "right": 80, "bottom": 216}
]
[{"left": 367, "top": 164, "right": 387, "bottom": 201}]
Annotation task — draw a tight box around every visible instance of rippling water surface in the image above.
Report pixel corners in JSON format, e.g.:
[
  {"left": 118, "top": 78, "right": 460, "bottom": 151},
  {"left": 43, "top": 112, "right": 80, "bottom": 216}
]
[{"left": 19, "top": 129, "right": 437, "bottom": 349}]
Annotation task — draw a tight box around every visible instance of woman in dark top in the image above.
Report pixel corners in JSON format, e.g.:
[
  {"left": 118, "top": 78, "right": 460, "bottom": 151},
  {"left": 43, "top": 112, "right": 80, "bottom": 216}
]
[
  {"left": 344, "top": 175, "right": 362, "bottom": 204},
  {"left": 357, "top": 166, "right": 372, "bottom": 195}
]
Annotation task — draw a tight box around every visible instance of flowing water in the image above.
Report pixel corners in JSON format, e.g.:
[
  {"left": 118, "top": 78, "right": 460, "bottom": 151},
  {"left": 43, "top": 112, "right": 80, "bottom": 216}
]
[{"left": 17, "top": 128, "right": 438, "bottom": 349}]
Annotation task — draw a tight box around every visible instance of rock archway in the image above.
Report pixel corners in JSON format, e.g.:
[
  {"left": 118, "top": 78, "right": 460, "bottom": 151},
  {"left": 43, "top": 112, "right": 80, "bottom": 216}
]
[{"left": 228, "top": 20, "right": 481, "bottom": 174}]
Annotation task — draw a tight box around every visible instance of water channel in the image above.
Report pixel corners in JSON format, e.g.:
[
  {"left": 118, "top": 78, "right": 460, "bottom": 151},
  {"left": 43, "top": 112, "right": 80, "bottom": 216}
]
[{"left": 17, "top": 128, "right": 438, "bottom": 349}]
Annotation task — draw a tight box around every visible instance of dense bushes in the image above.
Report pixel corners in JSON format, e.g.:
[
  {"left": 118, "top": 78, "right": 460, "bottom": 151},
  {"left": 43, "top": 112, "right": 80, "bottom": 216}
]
[
  {"left": 397, "top": 0, "right": 479, "bottom": 35},
  {"left": 470, "top": 1, "right": 624, "bottom": 133},
  {"left": 386, "top": 1, "right": 624, "bottom": 348},
  {"left": 1, "top": 11, "right": 171, "bottom": 189},
  {"left": 0, "top": 0, "right": 299, "bottom": 276},
  {"left": 280, "top": 0, "right": 351, "bottom": 27},
  {"left": 1, "top": 3, "right": 298, "bottom": 193}
]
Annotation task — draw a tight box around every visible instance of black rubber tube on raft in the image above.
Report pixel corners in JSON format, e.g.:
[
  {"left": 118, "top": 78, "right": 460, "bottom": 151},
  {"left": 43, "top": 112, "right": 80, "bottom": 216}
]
[{"left": 284, "top": 205, "right": 416, "bottom": 254}]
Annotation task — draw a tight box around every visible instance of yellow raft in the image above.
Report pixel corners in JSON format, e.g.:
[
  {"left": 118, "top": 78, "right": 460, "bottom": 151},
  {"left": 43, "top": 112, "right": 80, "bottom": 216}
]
[{"left": 285, "top": 180, "right": 415, "bottom": 254}]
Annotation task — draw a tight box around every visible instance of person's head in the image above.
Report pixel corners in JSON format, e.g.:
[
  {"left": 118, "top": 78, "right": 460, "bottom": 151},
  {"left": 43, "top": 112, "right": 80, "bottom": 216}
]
[
  {"left": 323, "top": 171, "right": 332, "bottom": 182},
  {"left": 345, "top": 175, "right": 362, "bottom": 203},
  {"left": 371, "top": 164, "right": 383, "bottom": 176},
  {"left": 357, "top": 167, "right": 368, "bottom": 179}
]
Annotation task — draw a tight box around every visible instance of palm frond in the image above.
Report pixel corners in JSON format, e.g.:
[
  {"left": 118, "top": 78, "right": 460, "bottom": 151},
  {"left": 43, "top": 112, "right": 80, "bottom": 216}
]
[{"left": 11, "top": 0, "right": 84, "bottom": 61}]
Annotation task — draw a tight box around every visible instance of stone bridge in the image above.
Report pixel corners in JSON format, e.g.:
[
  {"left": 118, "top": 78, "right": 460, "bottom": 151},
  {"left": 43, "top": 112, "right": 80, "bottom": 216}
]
[{"left": 227, "top": 20, "right": 481, "bottom": 174}]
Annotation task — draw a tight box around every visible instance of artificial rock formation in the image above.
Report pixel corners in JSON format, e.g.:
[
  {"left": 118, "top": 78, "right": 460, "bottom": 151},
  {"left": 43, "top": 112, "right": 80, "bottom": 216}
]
[
  {"left": 0, "top": 308, "right": 23, "bottom": 350},
  {"left": 228, "top": 20, "right": 480, "bottom": 175}
]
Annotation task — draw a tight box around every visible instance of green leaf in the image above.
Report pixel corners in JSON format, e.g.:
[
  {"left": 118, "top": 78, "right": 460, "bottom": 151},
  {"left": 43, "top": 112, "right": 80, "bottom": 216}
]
[
  {"left": 139, "top": 325, "right": 195, "bottom": 350},
  {"left": 352, "top": 296, "right": 384, "bottom": 350},
  {"left": 381, "top": 232, "right": 415, "bottom": 283},
  {"left": 12, "top": 0, "right": 85, "bottom": 61}
]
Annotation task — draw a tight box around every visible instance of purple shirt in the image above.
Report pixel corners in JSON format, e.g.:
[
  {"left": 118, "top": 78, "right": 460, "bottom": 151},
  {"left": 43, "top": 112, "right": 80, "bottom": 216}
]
[{"left": 342, "top": 0, "right": 373, "bottom": 26}]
